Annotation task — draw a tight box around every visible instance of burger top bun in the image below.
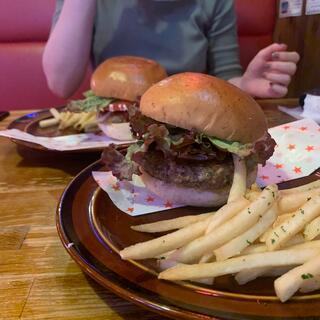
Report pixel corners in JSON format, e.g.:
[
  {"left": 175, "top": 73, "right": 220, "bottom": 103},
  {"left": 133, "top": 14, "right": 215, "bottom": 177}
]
[
  {"left": 90, "top": 56, "right": 167, "bottom": 102},
  {"left": 140, "top": 72, "right": 267, "bottom": 144}
]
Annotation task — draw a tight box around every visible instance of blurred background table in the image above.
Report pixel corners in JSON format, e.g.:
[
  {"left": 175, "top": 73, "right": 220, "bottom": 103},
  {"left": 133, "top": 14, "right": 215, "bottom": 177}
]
[{"left": 0, "top": 100, "right": 297, "bottom": 320}]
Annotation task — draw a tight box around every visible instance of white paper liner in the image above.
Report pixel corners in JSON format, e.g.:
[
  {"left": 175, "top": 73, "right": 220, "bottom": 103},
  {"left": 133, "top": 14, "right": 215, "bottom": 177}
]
[{"left": 0, "top": 129, "right": 134, "bottom": 151}]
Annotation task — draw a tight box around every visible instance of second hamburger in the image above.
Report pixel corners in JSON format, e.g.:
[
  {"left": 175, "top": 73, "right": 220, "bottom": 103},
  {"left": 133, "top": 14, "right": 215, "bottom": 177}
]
[{"left": 59, "top": 55, "right": 167, "bottom": 140}]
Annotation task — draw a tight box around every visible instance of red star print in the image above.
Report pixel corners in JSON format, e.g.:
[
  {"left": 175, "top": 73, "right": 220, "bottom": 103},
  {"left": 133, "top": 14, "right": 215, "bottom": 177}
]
[
  {"left": 275, "top": 163, "right": 283, "bottom": 169},
  {"left": 146, "top": 196, "right": 155, "bottom": 203},
  {"left": 283, "top": 125, "right": 290, "bottom": 130},
  {"left": 164, "top": 201, "right": 173, "bottom": 208},
  {"left": 112, "top": 184, "right": 120, "bottom": 191},
  {"left": 260, "top": 175, "right": 269, "bottom": 180},
  {"left": 306, "top": 145, "right": 314, "bottom": 152},
  {"left": 288, "top": 144, "right": 296, "bottom": 150},
  {"left": 127, "top": 207, "right": 134, "bottom": 213},
  {"left": 299, "top": 126, "right": 307, "bottom": 131},
  {"left": 293, "top": 166, "right": 302, "bottom": 174}
]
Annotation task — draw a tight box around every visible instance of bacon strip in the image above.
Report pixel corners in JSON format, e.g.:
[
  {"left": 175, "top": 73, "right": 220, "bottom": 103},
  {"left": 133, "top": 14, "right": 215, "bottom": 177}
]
[{"left": 108, "top": 103, "right": 128, "bottom": 112}]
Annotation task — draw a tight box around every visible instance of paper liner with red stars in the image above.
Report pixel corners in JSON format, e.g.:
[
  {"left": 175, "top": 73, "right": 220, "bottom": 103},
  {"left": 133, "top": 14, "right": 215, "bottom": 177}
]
[
  {"left": 92, "top": 118, "right": 320, "bottom": 215},
  {"left": 257, "top": 119, "right": 320, "bottom": 186},
  {"left": 92, "top": 171, "right": 182, "bottom": 216}
]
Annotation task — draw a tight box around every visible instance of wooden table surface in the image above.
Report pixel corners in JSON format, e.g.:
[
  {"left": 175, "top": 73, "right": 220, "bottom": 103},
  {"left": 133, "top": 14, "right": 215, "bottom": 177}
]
[{"left": 0, "top": 101, "right": 297, "bottom": 320}]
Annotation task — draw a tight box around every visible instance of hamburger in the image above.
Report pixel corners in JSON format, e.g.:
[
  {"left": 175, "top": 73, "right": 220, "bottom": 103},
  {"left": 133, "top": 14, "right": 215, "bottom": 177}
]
[
  {"left": 102, "top": 72, "right": 276, "bottom": 206},
  {"left": 62, "top": 56, "right": 167, "bottom": 140}
]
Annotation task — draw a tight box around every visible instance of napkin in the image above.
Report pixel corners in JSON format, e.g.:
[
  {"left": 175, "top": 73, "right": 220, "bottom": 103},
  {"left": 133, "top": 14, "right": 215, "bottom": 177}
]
[
  {"left": 94, "top": 118, "right": 320, "bottom": 215},
  {"left": 92, "top": 171, "right": 183, "bottom": 216},
  {"left": 278, "top": 94, "right": 320, "bottom": 124},
  {"left": 0, "top": 129, "right": 134, "bottom": 151}
]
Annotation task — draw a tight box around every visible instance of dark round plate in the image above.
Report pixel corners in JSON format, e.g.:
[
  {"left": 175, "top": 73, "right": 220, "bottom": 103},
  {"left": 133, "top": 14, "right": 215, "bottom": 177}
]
[
  {"left": 57, "top": 161, "right": 320, "bottom": 320},
  {"left": 7, "top": 109, "right": 129, "bottom": 153}
]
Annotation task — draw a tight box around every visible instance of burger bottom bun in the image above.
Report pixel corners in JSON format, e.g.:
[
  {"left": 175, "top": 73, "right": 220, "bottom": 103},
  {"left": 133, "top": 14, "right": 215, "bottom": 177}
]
[
  {"left": 140, "top": 165, "right": 257, "bottom": 207},
  {"left": 98, "top": 122, "right": 135, "bottom": 141}
]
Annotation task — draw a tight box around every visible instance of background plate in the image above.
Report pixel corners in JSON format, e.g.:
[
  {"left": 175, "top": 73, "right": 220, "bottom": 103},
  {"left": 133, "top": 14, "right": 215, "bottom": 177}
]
[{"left": 7, "top": 109, "right": 129, "bottom": 153}]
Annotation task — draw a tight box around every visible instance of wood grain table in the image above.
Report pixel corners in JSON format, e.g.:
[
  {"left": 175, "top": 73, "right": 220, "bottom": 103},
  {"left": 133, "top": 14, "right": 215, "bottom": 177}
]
[{"left": 0, "top": 101, "right": 297, "bottom": 320}]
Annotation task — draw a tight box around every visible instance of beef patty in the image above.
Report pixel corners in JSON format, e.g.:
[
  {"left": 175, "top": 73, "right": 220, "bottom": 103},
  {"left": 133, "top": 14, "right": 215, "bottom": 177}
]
[{"left": 133, "top": 150, "right": 237, "bottom": 190}]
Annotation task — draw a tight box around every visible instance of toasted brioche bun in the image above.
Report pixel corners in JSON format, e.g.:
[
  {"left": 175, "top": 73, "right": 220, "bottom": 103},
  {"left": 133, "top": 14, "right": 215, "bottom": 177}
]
[
  {"left": 140, "top": 166, "right": 257, "bottom": 207},
  {"left": 91, "top": 56, "right": 167, "bottom": 102},
  {"left": 140, "top": 72, "right": 267, "bottom": 144}
]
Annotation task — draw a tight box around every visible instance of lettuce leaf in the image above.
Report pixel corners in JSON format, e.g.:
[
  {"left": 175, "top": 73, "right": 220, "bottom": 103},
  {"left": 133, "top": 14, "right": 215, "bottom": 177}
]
[
  {"left": 204, "top": 135, "right": 253, "bottom": 158},
  {"left": 101, "top": 145, "right": 140, "bottom": 180},
  {"left": 118, "top": 107, "right": 274, "bottom": 168},
  {"left": 66, "top": 90, "right": 114, "bottom": 113}
]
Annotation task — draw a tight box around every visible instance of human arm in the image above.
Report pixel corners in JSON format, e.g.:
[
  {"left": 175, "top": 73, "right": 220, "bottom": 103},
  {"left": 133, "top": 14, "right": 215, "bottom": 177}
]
[
  {"left": 205, "top": 1, "right": 299, "bottom": 98},
  {"left": 229, "top": 43, "right": 300, "bottom": 98},
  {"left": 42, "top": 0, "right": 96, "bottom": 98}
]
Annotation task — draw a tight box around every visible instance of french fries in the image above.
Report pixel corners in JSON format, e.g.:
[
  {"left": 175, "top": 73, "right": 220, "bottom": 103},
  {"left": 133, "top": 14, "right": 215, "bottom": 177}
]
[
  {"left": 190, "top": 198, "right": 250, "bottom": 263},
  {"left": 59, "top": 112, "right": 81, "bottom": 129},
  {"left": 132, "top": 212, "right": 213, "bottom": 233},
  {"left": 300, "top": 274, "right": 320, "bottom": 293},
  {"left": 120, "top": 216, "right": 211, "bottom": 260},
  {"left": 120, "top": 178, "right": 320, "bottom": 302},
  {"left": 39, "top": 117, "right": 59, "bottom": 128},
  {"left": 236, "top": 240, "right": 320, "bottom": 284},
  {"left": 205, "top": 198, "right": 249, "bottom": 234},
  {"left": 49, "top": 107, "right": 61, "bottom": 120},
  {"left": 259, "top": 213, "right": 292, "bottom": 242},
  {"left": 157, "top": 259, "right": 214, "bottom": 285},
  {"left": 280, "top": 180, "right": 320, "bottom": 195},
  {"left": 227, "top": 155, "right": 247, "bottom": 203},
  {"left": 245, "top": 190, "right": 261, "bottom": 202},
  {"left": 244, "top": 183, "right": 262, "bottom": 201},
  {"left": 277, "top": 189, "right": 320, "bottom": 213},
  {"left": 159, "top": 248, "right": 320, "bottom": 281},
  {"left": 266, "top": 194, "right": 320, "bottom": 251},
  {"left": 214, "top": 204, "right": 277, "bottom": 261},
  {"left": 38, "top": 108, "right": 98, "bottom": 132},
  {"left": 169, "top": 185, "right": 277, "bottom": 264},
  {"left": 275, "top": 254, "right": 320, "bottom": 302},
  {"left": 198, "top": 253, "right": 215, "bottom": 264},
  {"left": 242, "top": 233, "right": 305, "bottom": 255},
  {"left": 74, "top": 112, "right": 95, "bottom": 131},
  {"left": 304, "top": 216, "right": 320, "bottom": 241},
  {"left": 235, "top": 266, "right": 294, "bottom": 285}
]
